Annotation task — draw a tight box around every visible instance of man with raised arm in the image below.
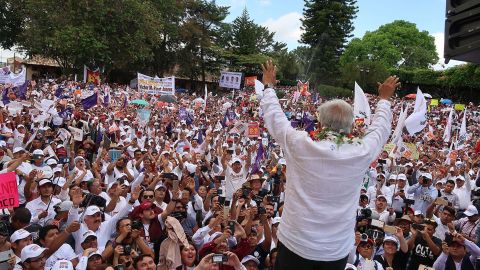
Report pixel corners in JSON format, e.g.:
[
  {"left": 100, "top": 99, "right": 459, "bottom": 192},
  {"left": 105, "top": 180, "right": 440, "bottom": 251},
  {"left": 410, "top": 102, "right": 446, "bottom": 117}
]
[{"left": 257, "top": 60, "right": 399, "bottom": 269}]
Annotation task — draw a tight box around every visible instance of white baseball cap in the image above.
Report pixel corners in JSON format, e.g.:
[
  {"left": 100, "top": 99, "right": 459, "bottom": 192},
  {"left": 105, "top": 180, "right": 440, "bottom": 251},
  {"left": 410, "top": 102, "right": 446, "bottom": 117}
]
[
  {"left": 81, "top": 230, "right": 97, "bottom": 243},
  {"left": 397, "top": 174, "right": 407, "bottom": 181},
  {"left": 32, "top": 149, "right": 44, "bottom": 156},
  {"left": 272, "top": 217, "right": 282, "bottom": 225},
  {"left": 456, "top": 175, "right": 466, "bottom": 181},
  {"left": 230, "top": 157, "right": 242, "bottom": 166},
  {"left": 421, "top": 172, "right": 432, "bottom": 180},
  {"left": 46, "top": 159, "right": 58, "bottom": 166},
  {"left": 464, "top": 205, "right": 478, "bottom": 217},
  {"left": 241, "top": 255, "right": 260, "bottom": 265},
  {"left": 13, "top": 147, "right": 26, "bottom": 154},
  {"left": 38, "top": 179, "right": 54, "bottom": 186},
  {"left": 55, "top": 200, "right": 73, "bottom": 212},
  {"left": 383, "top": 236, "right": 399, "bottom": 246},
  {"left": 10, "top": 229, "right": 31, "bottom": 242},
  {"left": 51, "top": 260, "right": 74, "bottom": 270},
  {"left": 84, "top": 205, "right": 101, "bottom": 216},
  {"left": 21, "top": 244, "right": 46, "bottom": 263},
  {"left": 414, "top": 210, "right": 424, "bottom": 216}
]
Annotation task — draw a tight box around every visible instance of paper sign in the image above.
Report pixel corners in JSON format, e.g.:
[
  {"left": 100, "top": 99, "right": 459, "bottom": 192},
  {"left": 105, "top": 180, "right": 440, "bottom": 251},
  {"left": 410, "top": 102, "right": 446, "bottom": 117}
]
[
  {"left": 247, "top": 122, "right": 260, "bottom": 138},
  {"left": 455, "top": 104, "right": 465, "bottom": 111},
  {"left": 68, "top": 126, "right": 84, "bottom": 141},
  {"left": 430, "top": 99, "right": 438, "bottom": 106},
  {"left": 109, "top": 149, "right": 122, "bottom": 162},
  {"left": 0, "top": 172, "right": 19, "bottom": 208},
  {"left": 219, "top": 71, "right": 242, "bottom": 89}
]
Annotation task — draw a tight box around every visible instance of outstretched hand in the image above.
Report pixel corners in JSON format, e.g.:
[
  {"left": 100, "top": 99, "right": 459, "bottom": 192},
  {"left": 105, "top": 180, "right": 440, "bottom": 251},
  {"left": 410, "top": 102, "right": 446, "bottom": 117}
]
[
  {"left": 262, "top": 59, "right": 277, "bottom": 87},
  {"left": 377, "top": 76, "right": 400, "bottom": 100}
]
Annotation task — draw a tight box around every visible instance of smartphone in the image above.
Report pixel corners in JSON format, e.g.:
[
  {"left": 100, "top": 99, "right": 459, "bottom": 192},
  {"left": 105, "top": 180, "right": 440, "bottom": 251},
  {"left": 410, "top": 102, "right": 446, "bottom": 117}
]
[
  {"left": 218, "top": 196, "right": 226, "bottom": 205},
  {"left": 0, "top": 250, "right": 13, "bottom": 263},
  {"left": 163, "top": 173, "right": 176, "bottom": 179},
  {"left": 412, "top": 223, "right": 425, "bottom": 231},
  {"left": 267, "top": 196, "right": 280, "bottom": 203},
  {"left": 212, "top": 254, "right": 228, "bottom": 263},
  {"left": 383, "top": 225, "right": 397, "bottom": 234},
  {"left": 228, "top": 220, "right": 235, "bottom": 234},
  {"left": 370, "top": 219, "right": 385, "bottom": 229},
  {"left": 173, "top": 180, "right": 179, "bottom": 190},
  {"left": 58, "top": 157, "right": 70, "bottom": 164},
  {"left": 223, "top": 206, "right": 230, "bottom": 219},
  {"left": 445, "top": 232, "right": 453, "bottom": 245}
]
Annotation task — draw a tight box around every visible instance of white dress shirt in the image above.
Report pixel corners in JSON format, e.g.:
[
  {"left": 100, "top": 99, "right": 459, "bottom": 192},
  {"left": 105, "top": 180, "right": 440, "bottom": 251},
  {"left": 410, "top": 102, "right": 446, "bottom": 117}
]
[
  {"left": 261, "top": 88, "right": 392, "bottom": 261},
  {"left": 25, "top": 196, "right": 61, "bottom": 225}
]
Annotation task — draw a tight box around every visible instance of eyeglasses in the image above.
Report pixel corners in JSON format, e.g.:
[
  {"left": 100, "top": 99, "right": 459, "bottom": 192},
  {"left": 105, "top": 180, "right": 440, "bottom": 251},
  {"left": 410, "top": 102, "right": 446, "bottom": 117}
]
[{"left": 143, "top": 195, "right": 154, "bottom": 199}]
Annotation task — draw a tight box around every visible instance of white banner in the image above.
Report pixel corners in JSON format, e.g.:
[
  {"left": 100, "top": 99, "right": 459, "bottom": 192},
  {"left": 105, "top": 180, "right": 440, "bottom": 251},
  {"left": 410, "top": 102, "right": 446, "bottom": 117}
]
[
  {"left": 219, "top": 71, "right": 242, "bottom": 89},
  {"left": 353, "top": 82, "right": 371, "bottom": 126},
  {"left": 137, "top": 73, "right": 175, "bottom": 95},
  {"left": 0, "top": 67, "right": 26, "bottom": 87}
]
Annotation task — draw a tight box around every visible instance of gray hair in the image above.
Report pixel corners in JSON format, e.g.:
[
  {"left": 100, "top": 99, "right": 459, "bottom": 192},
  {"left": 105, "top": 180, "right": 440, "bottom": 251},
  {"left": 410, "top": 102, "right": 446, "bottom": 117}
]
[{"left": 316, "top": 99, "right": 354, "bottom": 134}]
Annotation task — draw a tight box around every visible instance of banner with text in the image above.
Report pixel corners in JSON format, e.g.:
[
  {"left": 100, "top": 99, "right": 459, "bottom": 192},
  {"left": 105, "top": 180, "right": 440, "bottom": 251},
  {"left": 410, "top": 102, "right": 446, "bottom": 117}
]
[
  {"left": 0, "top": 172, "right": 19, "bottom": 208},
  {"left": 219, "top": 71, "right": 242, "bottom": 89},
  {"left": 137, "top": 73, "right": 175, "bottom": 95}
]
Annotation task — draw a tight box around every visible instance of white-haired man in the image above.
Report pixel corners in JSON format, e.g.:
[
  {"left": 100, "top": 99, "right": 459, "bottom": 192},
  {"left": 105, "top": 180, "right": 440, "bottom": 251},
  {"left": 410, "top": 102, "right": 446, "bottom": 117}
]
[{"left": 257, "top": 60, "right": 399, "bottom": 269}]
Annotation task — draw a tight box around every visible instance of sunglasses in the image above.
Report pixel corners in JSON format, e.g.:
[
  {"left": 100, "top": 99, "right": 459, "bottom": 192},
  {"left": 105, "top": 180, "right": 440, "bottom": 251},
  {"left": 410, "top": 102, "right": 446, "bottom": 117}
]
[{"left": 143, "top": 195, "right": 154, "bottom": 199}]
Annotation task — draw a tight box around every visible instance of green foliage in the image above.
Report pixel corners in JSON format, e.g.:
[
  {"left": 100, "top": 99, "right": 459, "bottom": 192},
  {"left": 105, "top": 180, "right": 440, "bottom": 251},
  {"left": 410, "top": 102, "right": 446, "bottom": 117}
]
[
  {"left": 300, "top": 0, "right": 357, "bottom": 85},
  {"left": 0, "top": 1, "right": 25, "bottom": 49},
  {"left": 340, "top": 60, "right": 389, "bottom": 93},
  {"left": 315, "top": 84, "right": 352, "bottom": 98},
  {"left": 341, "top": 20, "right": 438, "bottom": 70}
]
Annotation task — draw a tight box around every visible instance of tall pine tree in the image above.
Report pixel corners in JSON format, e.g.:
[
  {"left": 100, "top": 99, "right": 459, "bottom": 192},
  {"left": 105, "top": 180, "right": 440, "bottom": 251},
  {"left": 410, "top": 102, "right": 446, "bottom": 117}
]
[{"left": 300, "top": 0, "right": 357, "bottom": 85}]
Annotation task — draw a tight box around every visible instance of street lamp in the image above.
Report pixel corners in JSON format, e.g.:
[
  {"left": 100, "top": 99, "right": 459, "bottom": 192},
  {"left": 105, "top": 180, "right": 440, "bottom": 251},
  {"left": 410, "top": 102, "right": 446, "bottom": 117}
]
[{"left": 359, "top": 68, "right": 370, "bottom": 90}]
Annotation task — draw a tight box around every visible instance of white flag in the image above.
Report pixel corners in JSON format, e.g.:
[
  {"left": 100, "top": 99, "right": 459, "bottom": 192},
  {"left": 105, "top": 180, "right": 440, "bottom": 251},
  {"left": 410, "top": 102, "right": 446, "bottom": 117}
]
[
  {"left": 456, "top": 109, "right": 468, "bottom": 149},
  {"left": 204, "top": 84, "right": 208, "bottom": 109},
  {"left": 353, "top": 82, "right": 371, "bottom": 125},
  {"left": 391, "top": 103, "right": 409, "bottom": 144},
  {"left": 443, "top": 108, "right": 454, "bottom": 142},
  {"left": 404, "top": 88, "right": 427, "bottom": 135}
]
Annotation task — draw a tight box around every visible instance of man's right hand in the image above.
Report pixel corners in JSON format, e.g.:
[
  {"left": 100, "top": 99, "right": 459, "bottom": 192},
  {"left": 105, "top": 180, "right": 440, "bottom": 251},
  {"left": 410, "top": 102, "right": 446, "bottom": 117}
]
[{"left": 377, "top": 76, "right": 400, "bottom": 100}]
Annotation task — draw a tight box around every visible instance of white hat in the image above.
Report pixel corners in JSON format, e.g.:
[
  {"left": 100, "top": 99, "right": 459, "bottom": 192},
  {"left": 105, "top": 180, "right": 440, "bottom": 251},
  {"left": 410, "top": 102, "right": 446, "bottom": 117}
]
[
  {"left": 54, "top": 177, "right": 66, "bottom": 187},
  {"left": 108, "top": 180, "right": 129, "bottom": 191},
  {"left": 414, "top": 210, "right": 424, "bottom": 216},
  {"left": 53, "top": 167, "right": 62, "bottom": 173},
  {"left": 208, "top": 232, "right": 223, "bottom": 242},
  {"left": 17, "top": 124, "right": 25, "bottom": 129},
  {"left": 81, "top": 230, "right": 97, "bottom": 243},
  {"left": 397, "top": 174, "right": 407, "bottom": 181},
  {"left": 38, "top": 179, "right": 53, "bottom": 186},
  {"left": 272, "top": 217, "right": 282, "bottom": 225},
  {"left": 52, "top": 260, "right": 74, "bottom": 270},
  {"left": 464, "top": 205, "right": 478, "bottom": 217},
  {"left": 0, "top": 141, "right": 6, "bottom": 148},
  {"left": 421, "top": 172, "right": 432, "bottom": 180},
  {"left": 345, "top": 264, "right": 357, "bottom": 270},
  {"left": 56, "top": 144, "right": 65, "bottom": 149},
  {"left": 32, "top": 149, "right": 44, "bottom": 156},
  {"left": 74, "top": 156, "right": 85, "bottom": 163},
  {"left": 10, "top": 229, "right": 31, "bottom": 242},
  {"left": 241, "top": 255, "right": 260, "bottom": 265},
  {"left": 88, "top": 252, "right": 102, "bottom": 259},
  {"left": 377, "top": 173, "right": 386, "bottom": 178},
  {"left": 46, "top": 159, "right": 58, "bottom": 165},
  {"left": 55, "top": 200, "right": 73, "bottom": 212},
  {"left": 84, "top": 205, "right": 101, "bottom": 216},
  {"left": 230, "top": 157, "right": 242, "bottom": 166},
  {"left": 456, "top": 175, "right": 465, "bottom": 181},
  {"left": 21, "top": 244, "right": 46, "bottom": 263},
  {"left": 455, "top": 160, "right": 464, "bottom": 166},
  {"left": 278, "top": 158, "right": 286, "bottom": 166},
  {"left": 13, "top": 147, "right": 26, "bottom": 154},
  {"left": 389, "top": 174, "right": 397, "bottom": 180},
  {"left": 383, "top": 236, "right": 399, "bottom": 245},
  {"left": 377, "top": 194, "right": 387, "bottom": 201},
  {"left": 161, "top": 151, "right": 170, "bottom": 156},
  {"left": 405, "top": 162, "right": 413, "bottom": 167},
  {"left": 155, "top": 183, "right": 167, "bottom": 190},
  {"left": 115, "top": 173, "right": 128, "bottom": 180}
]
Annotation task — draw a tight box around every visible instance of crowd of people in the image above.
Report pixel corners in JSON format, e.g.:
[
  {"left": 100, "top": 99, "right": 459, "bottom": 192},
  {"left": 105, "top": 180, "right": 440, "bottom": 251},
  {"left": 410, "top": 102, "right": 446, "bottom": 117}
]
[{"left": 0, "top": 62, "right": 480, "bottom": 270}]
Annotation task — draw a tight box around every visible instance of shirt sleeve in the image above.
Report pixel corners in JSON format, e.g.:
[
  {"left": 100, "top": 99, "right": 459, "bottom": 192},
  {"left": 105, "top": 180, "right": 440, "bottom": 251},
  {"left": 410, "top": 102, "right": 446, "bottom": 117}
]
[
  {"left": 362, "top": 100, "right": 393, "bottom": 162},
  {"left": 432, "top": 252, "right": 447, "bottom": 270}
]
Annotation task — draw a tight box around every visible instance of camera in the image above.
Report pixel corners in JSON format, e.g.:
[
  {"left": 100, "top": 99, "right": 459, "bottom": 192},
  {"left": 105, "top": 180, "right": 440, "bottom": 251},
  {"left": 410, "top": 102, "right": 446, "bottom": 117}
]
[
  {"left": 218, "top": 196, "right": 226, "bottom": 205},
  {"left": 267, "top": 196, "right": 280, "bottom": 203},
  {"left": 360, "top": 233, "right": 369, "bottom": 242},
  {"left": 80, "top": 193, "right": 107, "bottom": 208},
  {"left": 58, "top": 157, "right": 70, "bottom": 164},
  {"left": 412, "top": 223, "right": 425, "bottom": 231},
  {"left": 122, "top": 245, "right": 131, "bottom": 255},
  {"left": 113, "top": 265, "right": 125, "bottom": 270},
  {"left": 241, "top": 188, "right": 251, "bottom": 198},
  {"left": 131, "top": 220, "right": 143, "bottom": 230},
  {"left": 404, "top": 199, "right": 415, "bottom": 205},
  {"left": 356, "top": 208, "right": 372, "bottom": 221},
  {"left": 201, "top": 165, "right": 208, "bottom": 172},
  {"left": 212, "top": 254, "right": 228, "bottom": 263}
]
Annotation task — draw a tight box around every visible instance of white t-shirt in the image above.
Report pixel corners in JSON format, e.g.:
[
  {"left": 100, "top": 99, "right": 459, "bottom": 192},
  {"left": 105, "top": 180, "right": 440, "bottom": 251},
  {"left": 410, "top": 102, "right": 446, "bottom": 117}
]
[
  {"left": 224, "top": 166, "right": 248, "bottom": 200},
  {"left": 45, "top": 244, "right": 77, "bottom": 269}
]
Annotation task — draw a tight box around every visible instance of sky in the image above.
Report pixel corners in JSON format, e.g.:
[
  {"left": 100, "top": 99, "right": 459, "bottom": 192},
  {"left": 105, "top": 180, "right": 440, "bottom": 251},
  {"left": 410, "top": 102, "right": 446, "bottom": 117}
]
[
  {"left": 0, "top": 0, "right": 462, "bottom": 69},
  {"left": 216, "top": 0, "right": 462, "bottom": 69}
]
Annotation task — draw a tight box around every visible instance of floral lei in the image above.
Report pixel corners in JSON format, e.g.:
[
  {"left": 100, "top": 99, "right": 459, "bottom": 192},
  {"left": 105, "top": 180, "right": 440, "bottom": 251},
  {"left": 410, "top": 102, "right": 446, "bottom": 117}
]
[{"left": 309, "top": 127, "right": 368, "bottom": 146}]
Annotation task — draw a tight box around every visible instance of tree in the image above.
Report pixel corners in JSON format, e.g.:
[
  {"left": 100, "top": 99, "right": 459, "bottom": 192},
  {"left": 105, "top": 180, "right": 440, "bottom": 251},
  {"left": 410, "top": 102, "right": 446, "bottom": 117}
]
[
  {"left": 0, "top": 0, "right": 25, "bottom": 49},
  {"left": 340, "top": 20, "right": 439, "bottom": 69},
  {"left": 177, "top": 0, "right": 229, "bottom": 83},
  {"left": 222, "top": 8, "right": 287, "bottom": 73},
  {"left": 15, "top": 0, "right": 162, "bottom": 75},
  {"left": 300, "top": 0, "right": 357, "bottom": 85}
]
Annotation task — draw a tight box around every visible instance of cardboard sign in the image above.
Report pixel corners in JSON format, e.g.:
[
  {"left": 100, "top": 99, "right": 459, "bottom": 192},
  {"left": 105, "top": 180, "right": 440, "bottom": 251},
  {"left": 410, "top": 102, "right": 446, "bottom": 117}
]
[
  {"left": 68, "top": 126, "right": 84, "bottom": 141},
  {"left": 0, "top": 172, "right": 19, "bottom": 208},
  {"left": 247, "top": 122, "right": 260, "bottom": 138},
  {"left": 430, "top": 99, "right": 438, "bottom": 106},
  {"left": 455, "top": 104, "right": 465, "bottom": 111}
]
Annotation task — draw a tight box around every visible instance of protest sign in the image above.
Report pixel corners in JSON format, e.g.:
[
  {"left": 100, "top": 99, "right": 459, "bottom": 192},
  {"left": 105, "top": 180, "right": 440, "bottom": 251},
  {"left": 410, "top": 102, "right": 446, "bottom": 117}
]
[
  {"left": 247, "top": 122, "right": 260, "bottom": 138},
  {"left": 109, "top": 149, "right": 122, "bottom": 162},
  {"left": 0, "top": 172, "right": 19, "bottom": 208},
  {"left": 0, "top": 68, "right": 26, "bottom": 87},
  {"left": 137, "top": 109, "right": 151, "bottom": 127},
  {"left": 454, "top": 104, "right": 465, "bottom": 111},
  {"left": 137, "top": 73, "right": 175, "bottom": 95},
  {"left": 430, "top": 99, "right": 438, "bottom": 106},
  {"left": 68, "top": 126, "right": 84, "bottom": 141},
  {"left": 219, "top": 71, "right": 242, "bottom": 89}
]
